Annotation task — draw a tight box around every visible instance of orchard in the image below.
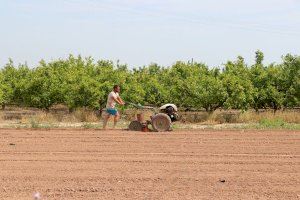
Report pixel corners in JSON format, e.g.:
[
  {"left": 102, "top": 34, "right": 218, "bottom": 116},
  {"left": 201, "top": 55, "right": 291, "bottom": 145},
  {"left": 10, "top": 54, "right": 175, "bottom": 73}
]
[{"left": 0, "top": 51, "right": 299, "bottom": 112}]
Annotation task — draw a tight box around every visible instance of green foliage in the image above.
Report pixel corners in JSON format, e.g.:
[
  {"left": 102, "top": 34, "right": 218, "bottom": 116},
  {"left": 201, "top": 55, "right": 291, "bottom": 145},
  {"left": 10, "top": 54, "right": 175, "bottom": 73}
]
[
  {"left": 256, "top": 118, "right": 300, "bottom": 129},
  {"left": 251, "top": 62, "right": 285, "bottom": 111},
  {"left": 255, "top": 50, "right": 264, "bottom": 65},
  {"left": 82, "top": 123, "right": 101, "bottom": 129},
  {"left": 0, "top": 59, "right": 17, "bottom": 106},
  {"left": 0, "top": 72, "right": 11, "bottom": 106},
  {"left": 281, "top": 54, "right": 300, "bottom": 108},
  {"left": 0, "top": 52, "right": 299, "bottom": 112},
  {"left": 222, "top": 56, "right": 254, "bottom": 110}
]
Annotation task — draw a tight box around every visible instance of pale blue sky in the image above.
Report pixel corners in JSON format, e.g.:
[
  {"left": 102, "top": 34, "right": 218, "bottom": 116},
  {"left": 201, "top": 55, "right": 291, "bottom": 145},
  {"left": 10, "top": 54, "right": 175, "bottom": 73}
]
[{"left": 1, "top": 0, "right": 299, "bottom": 68}]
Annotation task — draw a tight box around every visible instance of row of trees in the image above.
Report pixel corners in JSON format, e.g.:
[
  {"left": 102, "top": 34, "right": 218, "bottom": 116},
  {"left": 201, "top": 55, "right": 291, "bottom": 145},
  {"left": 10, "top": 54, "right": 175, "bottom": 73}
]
[{"left": 0, "top": 51, "right": 299, "bottom": 112}]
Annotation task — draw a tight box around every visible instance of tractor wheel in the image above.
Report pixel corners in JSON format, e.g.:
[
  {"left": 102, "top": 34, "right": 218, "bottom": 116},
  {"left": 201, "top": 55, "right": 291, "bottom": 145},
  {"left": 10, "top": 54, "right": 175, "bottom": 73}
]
[
  {"left": 128, "top": 120, "right": 143, "bottom": 131},
  {"left": 151, "top": 113, "right": 172, "bottom": 132}
]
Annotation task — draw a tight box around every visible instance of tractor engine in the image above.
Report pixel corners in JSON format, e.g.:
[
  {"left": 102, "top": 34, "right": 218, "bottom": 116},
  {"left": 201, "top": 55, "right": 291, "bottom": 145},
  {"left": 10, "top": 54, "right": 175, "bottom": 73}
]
[{"left": 159, "top": 104, "right": 179, "bottom": 122}]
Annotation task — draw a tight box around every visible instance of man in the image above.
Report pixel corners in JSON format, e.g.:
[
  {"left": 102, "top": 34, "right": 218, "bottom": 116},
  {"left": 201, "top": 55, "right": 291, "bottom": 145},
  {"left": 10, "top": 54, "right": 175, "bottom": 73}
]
[{"left": 102, "top": 85, "right": 125, "bottom": 129}]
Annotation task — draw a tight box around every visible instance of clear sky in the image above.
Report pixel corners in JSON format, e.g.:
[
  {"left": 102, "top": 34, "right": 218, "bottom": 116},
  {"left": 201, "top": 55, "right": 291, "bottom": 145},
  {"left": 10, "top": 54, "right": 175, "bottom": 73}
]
[{"left": 0, "top": 0, "right": 299, "bottom": 68}]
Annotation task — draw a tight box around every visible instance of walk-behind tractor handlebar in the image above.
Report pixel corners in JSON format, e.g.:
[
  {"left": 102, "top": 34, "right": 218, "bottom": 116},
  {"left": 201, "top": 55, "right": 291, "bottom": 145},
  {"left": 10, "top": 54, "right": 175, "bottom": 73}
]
[{"left": 126, "top": 102, "right": 156, "bottom": 111}]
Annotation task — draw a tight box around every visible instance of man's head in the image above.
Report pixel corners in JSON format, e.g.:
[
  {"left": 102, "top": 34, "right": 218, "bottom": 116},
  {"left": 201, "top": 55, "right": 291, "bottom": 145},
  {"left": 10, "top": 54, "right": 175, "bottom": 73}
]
[{"left": 113, "top": 85, "right": 120, "bottom": 93}]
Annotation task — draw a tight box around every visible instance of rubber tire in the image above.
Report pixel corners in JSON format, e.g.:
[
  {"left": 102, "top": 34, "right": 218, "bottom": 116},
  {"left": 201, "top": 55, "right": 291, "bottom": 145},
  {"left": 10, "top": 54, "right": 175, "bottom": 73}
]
[
  {"left": 151, "top": 113, "right": 172, "bottom": 132},
  {"left": 128, "top": 120, "right": 143, "bottom": 131}
]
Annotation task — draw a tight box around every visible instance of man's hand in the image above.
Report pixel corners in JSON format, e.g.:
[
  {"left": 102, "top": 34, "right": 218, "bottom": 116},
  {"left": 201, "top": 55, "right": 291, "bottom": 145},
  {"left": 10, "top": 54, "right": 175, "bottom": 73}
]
[{"left": 120, "top": 100, "right": 125, "bottom": 105}]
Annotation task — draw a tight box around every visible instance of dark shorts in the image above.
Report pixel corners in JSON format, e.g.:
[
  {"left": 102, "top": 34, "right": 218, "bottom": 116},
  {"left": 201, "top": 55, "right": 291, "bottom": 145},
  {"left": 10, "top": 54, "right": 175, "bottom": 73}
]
[{"left": 106, "top": 108, "right": 118, "bottom": 116}]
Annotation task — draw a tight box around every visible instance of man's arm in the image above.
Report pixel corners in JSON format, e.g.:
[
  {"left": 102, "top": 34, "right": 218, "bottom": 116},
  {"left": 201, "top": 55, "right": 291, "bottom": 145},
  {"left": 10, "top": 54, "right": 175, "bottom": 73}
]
[
  {"left": 117, "top": 96, "right": 125, "bottom": 105},
  {"left": 113, "top": 96, "right": 125, "bottom": 105}
]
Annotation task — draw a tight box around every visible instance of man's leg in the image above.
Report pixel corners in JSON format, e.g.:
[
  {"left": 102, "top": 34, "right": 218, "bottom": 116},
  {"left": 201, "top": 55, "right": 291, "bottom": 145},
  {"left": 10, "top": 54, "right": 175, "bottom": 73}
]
[
  {"left": 113, "top": 112, "right": 120, "bottom": 129},
  {"left": 102, "top": 113, "right": 110, "bottom": 129}
]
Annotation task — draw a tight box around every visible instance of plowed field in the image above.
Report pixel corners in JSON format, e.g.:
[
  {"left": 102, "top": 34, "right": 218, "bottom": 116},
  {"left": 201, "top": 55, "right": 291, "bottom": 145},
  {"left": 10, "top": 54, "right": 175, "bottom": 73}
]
[{"left": 0, "top": 129, "right": 299, "bottom": 200}]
